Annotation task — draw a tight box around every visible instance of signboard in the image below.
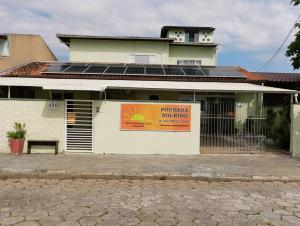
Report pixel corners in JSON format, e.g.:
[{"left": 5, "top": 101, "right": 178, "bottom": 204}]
[
  {"left": 67, "top": 112, "right": 76, "bottom": 124},
  {"left": 121, "top": 104, "right": 191, "bottom": 131}
]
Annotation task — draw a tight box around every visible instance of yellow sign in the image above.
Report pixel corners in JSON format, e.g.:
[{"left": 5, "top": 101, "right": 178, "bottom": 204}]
[{"left": 120, "top": 104, "right": 191, "bottom": 131}]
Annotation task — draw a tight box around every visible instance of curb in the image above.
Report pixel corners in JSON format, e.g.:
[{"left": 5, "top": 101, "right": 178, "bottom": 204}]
[{"left": 0, "top": 171, "right": 300, "bottom": 182}]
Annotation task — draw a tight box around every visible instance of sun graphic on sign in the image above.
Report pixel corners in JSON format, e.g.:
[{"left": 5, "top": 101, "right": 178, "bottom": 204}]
[{"left": 121, "top": 104, "right": 155, "bottom": 123}]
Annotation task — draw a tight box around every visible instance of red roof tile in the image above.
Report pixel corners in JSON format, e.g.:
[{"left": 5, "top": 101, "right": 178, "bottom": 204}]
[{"left": 253, "top": 72, "right": 300, "bottom": 82}]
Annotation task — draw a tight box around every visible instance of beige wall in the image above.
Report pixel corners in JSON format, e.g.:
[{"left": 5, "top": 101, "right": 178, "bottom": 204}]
[
  {"left": 290, "top": 104, "right": 300, "bottom": 158},
  {"left": 94, "top": 101, "right": 201, "bottom": 155},
  {"left": 0, "top": 34, "right": 57, "bottom": 72},
  {"left": 235, "top": 93, "right": 260, "bottom": 130},
  {"left": 69, "top": 39, "right": 216, "bottom": 66},
  {"left": 168, "top": 45, "right": 216, "bottom": 66},
  {"left": 70, "top": 39, "right": 170, "bottom": 64},
  {"left": 0, "top": 100, "right": 65, "bottom": 153}
]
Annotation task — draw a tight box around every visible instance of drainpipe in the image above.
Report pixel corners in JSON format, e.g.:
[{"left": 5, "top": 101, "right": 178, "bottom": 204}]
[
  {"left": 8, "top": 86, "right": 10, "bottom": 99},
  {"left": 48, "top": 90, "right": 52, "bottom": 101},
  {"left": 193, "top": 90, "right": 196, "bottom": 102}
]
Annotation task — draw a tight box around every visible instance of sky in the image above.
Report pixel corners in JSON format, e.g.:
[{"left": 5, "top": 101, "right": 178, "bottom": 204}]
[{"left": 0, "top": 0, "right": 299, "bottom": 73}]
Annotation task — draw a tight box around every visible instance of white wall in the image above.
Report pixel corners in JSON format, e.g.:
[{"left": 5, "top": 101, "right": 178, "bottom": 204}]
[
  {"left": 94, "top": 101, "right": 201, "bottom": 155},
  {"left": 0, "top": 100, "right": 65, "bottom": 153},
  {"left": 290, "top": 104, "right": 300, "bottom": 158}
]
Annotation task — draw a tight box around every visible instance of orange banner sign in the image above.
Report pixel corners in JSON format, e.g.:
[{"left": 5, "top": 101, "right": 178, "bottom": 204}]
[{"left": 120, "top": 104, "right": 191, "bottom": 131}]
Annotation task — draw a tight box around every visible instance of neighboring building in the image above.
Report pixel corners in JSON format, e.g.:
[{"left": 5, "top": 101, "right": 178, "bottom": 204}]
[
  {"left": 253, "top": 72, "right": 300, "bottom": 90},
  {"left": 57, "top": 26, "right": 217, "bottom": 66},
  {"left": 0, "top": 34, "right": 57, "bottom": 73},
  {"left": 0, "top": 26, "right": 298, "bottom": 156}
]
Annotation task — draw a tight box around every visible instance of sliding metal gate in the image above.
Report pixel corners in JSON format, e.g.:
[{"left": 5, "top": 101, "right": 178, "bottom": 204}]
[
  {"left": 65, "top": 100, "right": 94, "bottom": 152},
  {"left": 200, "top": 98, "right": 266, "bottom": 153}
]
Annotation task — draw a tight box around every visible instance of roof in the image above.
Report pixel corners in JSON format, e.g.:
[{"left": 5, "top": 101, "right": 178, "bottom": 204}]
[
  {"left": 1, "top": 61, "right": 258, "bottom": 83},
  {"left": 57, "top": 34, "right": 174, "bottom": 46},
  {"left": 161, "top": 26, "right": 215, "bottom": 38},
  {"left": 170, "top": 42, "right": 218, "bottom": 47},
  {"left": 0, "top": 77, "right": 297, "bottom": 94},
  {"left": 253, "top": 72, "right": 300, "bottom": 83}
]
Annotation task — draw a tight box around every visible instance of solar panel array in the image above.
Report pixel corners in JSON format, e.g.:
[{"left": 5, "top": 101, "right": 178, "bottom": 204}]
[{"left": 44, "top": 63, "right": 245, "bottom": 77}]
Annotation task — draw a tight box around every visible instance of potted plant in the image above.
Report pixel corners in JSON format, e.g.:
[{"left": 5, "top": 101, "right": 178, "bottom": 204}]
[{"left": 7, "top": 123, "right": 26, "bottom": 155}]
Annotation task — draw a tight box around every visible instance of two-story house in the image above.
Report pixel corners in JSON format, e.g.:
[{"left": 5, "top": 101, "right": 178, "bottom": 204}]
[
  {"left": 0, "top": 26, "right": 298, "bottom": 156},
  {"left": 57, "top": 26, "right": 217, "bottom": 66}
]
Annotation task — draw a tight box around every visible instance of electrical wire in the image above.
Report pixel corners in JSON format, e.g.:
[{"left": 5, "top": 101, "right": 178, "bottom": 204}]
[{"left": 256, "top": 13, "right": 300, "bottom": 72}]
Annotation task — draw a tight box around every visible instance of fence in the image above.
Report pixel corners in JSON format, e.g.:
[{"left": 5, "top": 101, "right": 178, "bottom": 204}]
[{"left": 200, "top": 98, "right": 266, "bottom": 153}]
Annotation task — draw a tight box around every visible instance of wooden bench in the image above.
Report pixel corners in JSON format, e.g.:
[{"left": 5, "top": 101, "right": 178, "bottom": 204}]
[{"left": 27, "top": 140, "right": 59, "bottom": 155}]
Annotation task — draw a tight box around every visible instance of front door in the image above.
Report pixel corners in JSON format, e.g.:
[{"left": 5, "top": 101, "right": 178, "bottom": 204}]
[{"left": 65, "top": 100, "right": 94, "bottom": 152}]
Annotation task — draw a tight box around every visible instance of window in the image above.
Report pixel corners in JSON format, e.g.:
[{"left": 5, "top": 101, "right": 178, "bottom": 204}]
[
  {"left": 51, "top": 92, "right": 74, "bottom": 100},
  {"left": 0, "top": 86, "right": 8, "bottom": 98},
  {"left": 129, "top": 54, "right": 156, "bottom": 64},
  {"left": 0, "top": 37, "right": 9, "bottom": 57},
  {"left": 177, "top": 60, "right": 201, "bottom": 66},
  {"left": 10, "top": 86, "right": 35, "bottom": 99},
  {"left": 185, "top": 31, "right": 199, "bottom": 43},
  {"left": 149, "top": 95, "right": 159, "bottom": 100}
]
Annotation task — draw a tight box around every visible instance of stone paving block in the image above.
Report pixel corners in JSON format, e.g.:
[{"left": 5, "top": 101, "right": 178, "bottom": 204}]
[{"left": 14, "top": 221, "right": 40, "bottom": 226}]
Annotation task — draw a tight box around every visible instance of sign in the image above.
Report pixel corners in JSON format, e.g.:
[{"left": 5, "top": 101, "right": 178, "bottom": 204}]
[
  {"left": 67, "top": 112, "right": 76, "bottom": 124},
  {"left": 121, "top": 104, "right": 191, "bottom": 131}
]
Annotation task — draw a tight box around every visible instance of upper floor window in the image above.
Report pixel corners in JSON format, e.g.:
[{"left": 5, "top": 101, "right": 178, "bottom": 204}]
[
  {"left": 177, "top": 59, "right": 201, "bottom": 66},
  {"left": 129, "top": 54, "right": 156, "bottom": 64},
  {"left": 0, "top": 38, "right": 9, "bottom": 57},
  {"left": 185, "top": 31, "right": 199, "bottom": 43}
]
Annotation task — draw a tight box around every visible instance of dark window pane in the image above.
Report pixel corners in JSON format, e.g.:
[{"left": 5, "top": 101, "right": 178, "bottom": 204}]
[
  {"left": 149, "top": 95, "right": 159, "bottom": 100},
  {"left": 10, "top": 86, "right": 35, "bottom": 98},
  {"left": 64, "top": 93, "right": 74, "bottom": 99},
  {"left": 0, "top": 86, "right": 8, "bottom": 98},
  {"left": 52, "top": 93, "right": 63, "bottom": 100}
]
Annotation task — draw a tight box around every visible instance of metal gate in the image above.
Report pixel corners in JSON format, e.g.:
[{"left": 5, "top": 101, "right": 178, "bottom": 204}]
[
  {"left": 65, "top": 100, "right": 94, "bottom": 152},
  {"left": 200, "top": 98, "right": 266, "bottom": 153}
]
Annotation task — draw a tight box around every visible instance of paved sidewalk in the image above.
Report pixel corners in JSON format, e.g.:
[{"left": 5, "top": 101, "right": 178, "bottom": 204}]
[{"left": 0, "top": 153, "right": 300, "bottom": 181}]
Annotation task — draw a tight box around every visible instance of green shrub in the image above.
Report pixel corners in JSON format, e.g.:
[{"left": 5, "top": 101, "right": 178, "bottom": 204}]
[{"left": 7, "top": 122, "right": 26, "bottom": 139}]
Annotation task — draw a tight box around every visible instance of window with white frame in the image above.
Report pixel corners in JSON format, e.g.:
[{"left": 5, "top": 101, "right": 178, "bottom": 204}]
[
  {"left": 0, "top": 38, "right": 9, "bottom": 57},
  {"left": 129, "top": 54, "right": 156, "bottom": 64},
  {"left": 177, "top": 59, "right": 201, "bottom": 66}
]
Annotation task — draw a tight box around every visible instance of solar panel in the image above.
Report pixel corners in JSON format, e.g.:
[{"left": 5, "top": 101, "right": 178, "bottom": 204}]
[
  {"left": 105, "top": 66, "right": 126, "bottom": 74},
  {"left": 64, "top": 65, "right": 88, "bottom": 73},
  {"left": 182, "top": 67, "right": 205, "bottom": 76},
  {"left": 201, "top": 67, "right": 244, "bottom": 77},
  {"left": 45, "top": 63, "right": 72, "bottom": 72},
  {"left": 145, "top": 67, "right": 164, "bottom": 75},
  {"left": 221, "top": 67, "right": 244, "bottom": 77},
  {"left": 84, "top": 65, "right": 108, "bottom": 73},
  {"left": 125, "top": 67, "right": 145, "bottom": 74},
  {"left": 164, "top": 67, "right": 184, "bottom": 75}
]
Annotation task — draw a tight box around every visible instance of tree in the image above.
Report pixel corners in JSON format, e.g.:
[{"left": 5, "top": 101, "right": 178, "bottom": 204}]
[{"left": 286, "top": 0, "right": 300, "bottom": 69}]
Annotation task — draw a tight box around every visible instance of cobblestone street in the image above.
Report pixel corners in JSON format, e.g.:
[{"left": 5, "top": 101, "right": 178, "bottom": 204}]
[{"left": 0, "top": 179, "right": 300, "bottom": 226}]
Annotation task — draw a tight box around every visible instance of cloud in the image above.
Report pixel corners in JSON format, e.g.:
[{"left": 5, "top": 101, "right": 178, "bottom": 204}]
[{"left": 0, "top": 0, "right": 298, "bottom": 70}]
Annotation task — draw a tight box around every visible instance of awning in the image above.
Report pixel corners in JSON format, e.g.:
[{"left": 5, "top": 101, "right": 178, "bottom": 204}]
[
  {"left": 43, "top": 84, "right": 106, "bottom": 92},
  {"left": 0, "top": 77, "right": 298, "bottom": 94}
]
